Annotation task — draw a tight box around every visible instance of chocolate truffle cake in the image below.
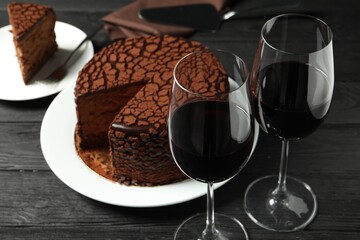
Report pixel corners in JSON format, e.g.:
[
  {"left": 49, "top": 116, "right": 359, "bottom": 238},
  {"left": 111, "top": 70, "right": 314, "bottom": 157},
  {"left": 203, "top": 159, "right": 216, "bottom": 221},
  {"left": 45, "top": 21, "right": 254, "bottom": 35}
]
[
  {"left": 7, "top": 2, "right": 57, "bottom": 84},
  {"left": 75, "top": 35, "right": 207, "bottom": 186},
  {"left": 109, "top": 48, "right": 231, "bottom": 186}
]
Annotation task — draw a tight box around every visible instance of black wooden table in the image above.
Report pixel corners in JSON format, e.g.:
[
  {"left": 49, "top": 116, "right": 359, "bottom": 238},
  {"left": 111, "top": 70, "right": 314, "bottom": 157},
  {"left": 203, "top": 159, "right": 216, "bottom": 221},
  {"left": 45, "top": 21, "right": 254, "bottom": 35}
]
[{"left": 0, "top": 0, "right": 359, "bottom": 239}]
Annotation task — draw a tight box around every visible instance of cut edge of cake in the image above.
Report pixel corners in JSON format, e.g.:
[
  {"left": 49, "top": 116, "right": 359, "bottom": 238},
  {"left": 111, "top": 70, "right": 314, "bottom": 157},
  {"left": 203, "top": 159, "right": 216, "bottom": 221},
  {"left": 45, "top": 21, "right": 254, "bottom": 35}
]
[
  {"left": 74, "top": 35, "right": 210, "bottom": 186},
  {"left": 7, "top": 2, "right": 57, "bottom": 84}
]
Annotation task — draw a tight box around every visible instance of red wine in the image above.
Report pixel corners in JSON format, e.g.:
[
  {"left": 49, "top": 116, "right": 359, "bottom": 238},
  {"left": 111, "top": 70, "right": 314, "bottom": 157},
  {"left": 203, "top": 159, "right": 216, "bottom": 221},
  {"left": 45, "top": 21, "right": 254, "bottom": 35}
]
[
  {"left": 251, "top": 61, "right": 331, "bottom": 140},
  {"left": 169, "top": 101, "right": 254, "bottom": 183}
]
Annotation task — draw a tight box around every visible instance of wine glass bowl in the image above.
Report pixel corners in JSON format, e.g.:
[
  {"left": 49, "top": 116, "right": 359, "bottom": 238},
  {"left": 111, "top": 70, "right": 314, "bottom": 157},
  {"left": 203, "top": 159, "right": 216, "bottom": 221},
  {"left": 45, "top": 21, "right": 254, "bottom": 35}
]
[
  {"left": 169, "top": 49, "right": 255, "bottom": 239},
  {"left": 244, "top": 14, "right": 334, "bottom": 232}
]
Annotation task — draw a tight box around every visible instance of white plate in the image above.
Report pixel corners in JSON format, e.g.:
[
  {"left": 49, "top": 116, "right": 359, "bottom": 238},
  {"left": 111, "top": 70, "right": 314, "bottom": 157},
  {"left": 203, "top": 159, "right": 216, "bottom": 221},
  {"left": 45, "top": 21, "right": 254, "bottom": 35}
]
[
  {"left": 40, "top": 86, "right": 259, "bottom": 207},
  {"left": 0, "top": 21, "right": 93, "bottom": 101}
]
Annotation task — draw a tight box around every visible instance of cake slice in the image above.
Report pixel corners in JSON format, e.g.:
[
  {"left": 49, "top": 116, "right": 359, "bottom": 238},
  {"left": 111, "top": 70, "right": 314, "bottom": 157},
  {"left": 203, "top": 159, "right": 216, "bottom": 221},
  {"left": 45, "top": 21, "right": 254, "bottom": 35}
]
[
  {"left": 75, "top": 35, "right": 206, "bottom": 185},
  {"left": 7, "top": 2, "right": 57, "bottom": 84},
  {"left": 74, "top": 35, "right": 231, "bottom": 186}
]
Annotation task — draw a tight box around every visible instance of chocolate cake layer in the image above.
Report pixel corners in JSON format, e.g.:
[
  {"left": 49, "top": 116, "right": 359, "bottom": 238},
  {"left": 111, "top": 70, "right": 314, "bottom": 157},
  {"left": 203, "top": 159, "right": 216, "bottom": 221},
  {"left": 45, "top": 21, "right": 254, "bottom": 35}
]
[
  {"left": 7, "top": 3, "right": 57, "bottom": 84},
  {"left": 8, "top": 3, "right": 51, "bottom": 36},
  {"left": 107, "top": 36, "right": 206, "bottom": 185},
  {"left": 76, "top": 35, "right": 225, "bottom": 186}
]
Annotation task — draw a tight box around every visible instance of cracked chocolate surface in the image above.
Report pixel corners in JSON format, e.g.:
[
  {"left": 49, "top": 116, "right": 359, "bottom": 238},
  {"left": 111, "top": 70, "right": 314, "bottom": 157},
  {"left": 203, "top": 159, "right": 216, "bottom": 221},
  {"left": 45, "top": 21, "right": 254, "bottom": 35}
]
[
  {"left": 7, "top": 3, "right": 54, "bottom": 38},
  {"left": 109, "top": 36, "right": 205, "bottom": 136},
  {"left": 7, "top": 2, "right": 57, "bottom": 84},
  {"left": 76, "top": 35, "right": 220, "bottom": 185}
]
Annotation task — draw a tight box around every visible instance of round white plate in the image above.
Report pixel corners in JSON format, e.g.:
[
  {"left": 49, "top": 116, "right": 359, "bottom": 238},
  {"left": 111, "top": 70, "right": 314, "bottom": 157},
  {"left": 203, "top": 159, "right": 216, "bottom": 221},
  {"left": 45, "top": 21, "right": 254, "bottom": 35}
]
[
  {"left": 0, "top": 21, "right": 93, "bottom": 101},
  {"left": 40, "top": 86, "right": 259, "bottom": 207}
]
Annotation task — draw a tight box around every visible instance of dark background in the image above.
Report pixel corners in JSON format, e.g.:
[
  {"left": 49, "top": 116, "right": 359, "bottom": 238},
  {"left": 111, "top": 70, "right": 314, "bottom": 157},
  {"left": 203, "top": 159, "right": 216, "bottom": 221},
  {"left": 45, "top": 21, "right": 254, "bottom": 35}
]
[{"left": 0, "top": 0, "right": 359, "bottom": 239}]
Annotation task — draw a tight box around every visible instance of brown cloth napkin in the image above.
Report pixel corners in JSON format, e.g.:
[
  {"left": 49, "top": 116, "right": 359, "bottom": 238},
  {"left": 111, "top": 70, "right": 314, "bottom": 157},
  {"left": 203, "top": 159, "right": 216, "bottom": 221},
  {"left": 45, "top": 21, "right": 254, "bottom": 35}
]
[{"left": 102, "top": 0, "right": 227, "bottom": 41}]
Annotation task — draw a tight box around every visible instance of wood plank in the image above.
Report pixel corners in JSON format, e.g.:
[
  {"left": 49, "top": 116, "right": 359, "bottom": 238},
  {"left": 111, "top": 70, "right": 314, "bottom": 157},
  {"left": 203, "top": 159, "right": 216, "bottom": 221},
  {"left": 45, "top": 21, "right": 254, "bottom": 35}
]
[
  {"left": 0, "top": 168, "right": 358, "bottom": 235},
  {"left": 0, "top": 226, "right": 358, "bottom": 240},
  {"left": 0, "top": 0, "right": 359, "bottom": 238},
  {"left": 0, "top": 122, "right": 47, "bottom": 170},
  {"left": 0, "top": 97, "right": 54, "bottom": 122}
]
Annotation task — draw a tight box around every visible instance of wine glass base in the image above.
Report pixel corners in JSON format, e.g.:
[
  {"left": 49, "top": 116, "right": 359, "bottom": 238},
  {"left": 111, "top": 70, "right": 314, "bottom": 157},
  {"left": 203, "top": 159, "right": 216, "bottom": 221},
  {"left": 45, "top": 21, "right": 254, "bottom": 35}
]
[
  {"left": 174, "top": 213, "right": 249, "bottom": 240},
  {"left": 244, "top": 175, "right": 317, "bottom": 232}
]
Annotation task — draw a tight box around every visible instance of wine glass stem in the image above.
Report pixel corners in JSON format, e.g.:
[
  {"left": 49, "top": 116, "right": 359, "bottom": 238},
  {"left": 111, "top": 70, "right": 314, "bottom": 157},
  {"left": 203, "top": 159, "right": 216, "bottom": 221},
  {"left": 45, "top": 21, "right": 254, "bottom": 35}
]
[
  {"left": 202, "top": 182, "right": 219, "bottom": 238},
  {"left": 275, "top": 139, "right": 289, "bottom": 194}
]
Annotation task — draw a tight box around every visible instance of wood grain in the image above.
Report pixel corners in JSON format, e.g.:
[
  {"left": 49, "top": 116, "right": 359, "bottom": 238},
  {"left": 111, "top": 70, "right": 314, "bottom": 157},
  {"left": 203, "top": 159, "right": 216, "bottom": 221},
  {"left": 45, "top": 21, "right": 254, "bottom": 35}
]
[{"left": 0, "top": 0, "right": 359, "bottom": 239}]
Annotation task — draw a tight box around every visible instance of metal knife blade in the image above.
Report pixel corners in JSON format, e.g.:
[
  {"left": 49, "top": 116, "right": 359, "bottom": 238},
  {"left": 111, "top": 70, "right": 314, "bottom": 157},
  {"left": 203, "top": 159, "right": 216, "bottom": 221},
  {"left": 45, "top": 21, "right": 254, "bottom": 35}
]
[
  {"left": 139, "top": 0, "right": 302, "bottom": 32},
  {"left": 139, "top": 4, "right": 221, "bottom": 31}
]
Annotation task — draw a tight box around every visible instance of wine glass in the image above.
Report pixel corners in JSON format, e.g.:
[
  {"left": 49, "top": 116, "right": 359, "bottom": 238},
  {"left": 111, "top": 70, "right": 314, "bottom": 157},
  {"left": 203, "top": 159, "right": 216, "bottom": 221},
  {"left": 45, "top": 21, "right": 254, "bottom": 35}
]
[
  {"left": 169, "top": 49, "right": 256, "bottom": 240},
  {"left": 244, "top": 14, "right": 334, "bottom": 232}
]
